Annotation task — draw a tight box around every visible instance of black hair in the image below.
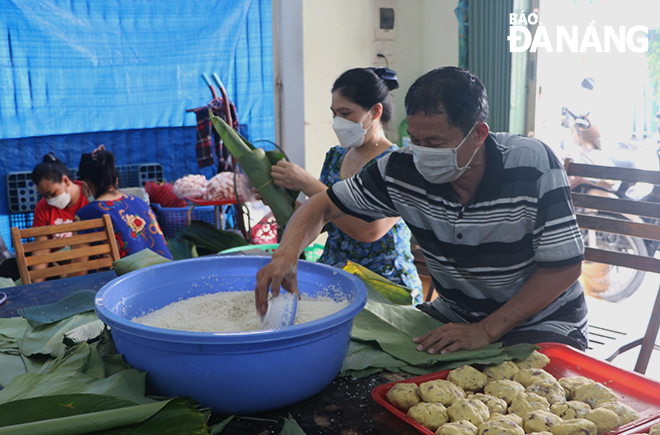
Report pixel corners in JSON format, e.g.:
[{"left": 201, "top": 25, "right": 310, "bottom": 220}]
[
  {"left": 78, "top": 148, "right": 119, "bottom": 197},
  {"left": 331, "top": 67, "right": 399, "bottom": 125},
  {"left": 405, "top": 66, "right": 489, "bottom": 135},
  {"left": 31, "top": 153, "right": 72, "bottom": 185}
]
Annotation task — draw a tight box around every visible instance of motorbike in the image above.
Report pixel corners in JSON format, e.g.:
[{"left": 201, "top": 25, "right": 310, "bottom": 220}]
[{"left": 559, "top": 82, "right": 660, "bottom": 302}]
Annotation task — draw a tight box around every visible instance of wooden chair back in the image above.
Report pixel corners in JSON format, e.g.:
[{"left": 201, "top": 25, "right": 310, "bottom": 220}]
[
  {"left": 11, "top": 214, "right": 121, "bottom": 285},
  {"left": 564, "top": 158, "right": 660, "bottom": 374}
]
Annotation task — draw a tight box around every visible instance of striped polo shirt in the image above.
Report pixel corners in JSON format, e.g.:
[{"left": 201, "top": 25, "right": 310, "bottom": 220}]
[{"left": 328, "top": 132, "right": 588, "bottom": 337}]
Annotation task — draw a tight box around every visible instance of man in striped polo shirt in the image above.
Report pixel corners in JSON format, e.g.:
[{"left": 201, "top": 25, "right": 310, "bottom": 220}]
[{"left": 256, "top": 67, "right": 588, "bottom": 354}]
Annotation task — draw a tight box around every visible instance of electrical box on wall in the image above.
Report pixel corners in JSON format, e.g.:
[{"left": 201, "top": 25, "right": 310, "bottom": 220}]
[{"left": 375, "top": 0, "right": 396, "bottom": 40}]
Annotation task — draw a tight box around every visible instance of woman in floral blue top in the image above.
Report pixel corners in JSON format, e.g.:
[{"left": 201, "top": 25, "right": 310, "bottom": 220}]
[
  {"left": 76, "top": 146, "right": 173, "bottom": 260},
  {"left": 270, "top": 68, "right": 422, "bottom": 303}
]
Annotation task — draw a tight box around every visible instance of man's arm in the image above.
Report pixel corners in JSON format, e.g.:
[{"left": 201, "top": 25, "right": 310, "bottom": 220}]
[
  {"left": 413, "top": 262, "right": 582, "bottom": 353},
  {"left": 254, "top": 192, "right": 346, "bottom": 315}
]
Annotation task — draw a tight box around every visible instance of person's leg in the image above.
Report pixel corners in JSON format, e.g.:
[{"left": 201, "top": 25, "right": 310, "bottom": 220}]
[{"left": 0, "top": 258, "right": 20, "bottom": 281}]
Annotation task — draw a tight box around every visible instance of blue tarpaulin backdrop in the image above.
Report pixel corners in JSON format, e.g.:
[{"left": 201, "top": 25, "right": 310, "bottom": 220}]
[{"left": 0, "top": 0, "right": 275, "bottom": 243}]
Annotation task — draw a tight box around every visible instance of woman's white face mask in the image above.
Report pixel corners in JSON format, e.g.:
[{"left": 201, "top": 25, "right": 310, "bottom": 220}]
[
  {"left": 410, "top": 123, "right": 479, "bottom": 184},
  {"left": 332, "top": 109, "right": 374, "bottom": 149},
  {"left": 46, "top": 188, "right": 71, "bottom": 209}
]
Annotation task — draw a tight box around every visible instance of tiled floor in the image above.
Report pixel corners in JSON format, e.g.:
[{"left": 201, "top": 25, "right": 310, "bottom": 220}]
[{"left": 585, "top": 271, "right": 660, "bottom": 382}]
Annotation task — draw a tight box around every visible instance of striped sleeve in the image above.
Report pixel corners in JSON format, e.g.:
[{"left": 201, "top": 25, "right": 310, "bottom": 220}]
[
  {"left": 533, "top": 154, "right": 584, "bottom": 267},
  {"left": 327, "top": 154, "right": 400, "bottom": 222}
]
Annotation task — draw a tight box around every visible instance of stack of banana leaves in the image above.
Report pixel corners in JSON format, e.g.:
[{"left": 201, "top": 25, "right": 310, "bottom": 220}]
[
  {"left": 340, "top": 262, "right": 538, "bottom": 377},
  {"left": 0, "top": 290, "right": 306, "bottom": 434}
]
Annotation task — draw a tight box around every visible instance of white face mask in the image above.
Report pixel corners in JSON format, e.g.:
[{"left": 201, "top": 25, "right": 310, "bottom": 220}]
[
  {"left": 332, "top": 109, "right": 373, "bottom": 149},
  {"left": 410, "top": 123, "right": 479, "bottom": 184},
  {"left": 46, "top": 188, "right": 71, "bottom": 210}
]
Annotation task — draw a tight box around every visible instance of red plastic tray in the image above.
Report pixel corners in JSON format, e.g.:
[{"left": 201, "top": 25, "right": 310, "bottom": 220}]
[
  {"left": 185, "top": 197, "right": 237, "bottom": 206},
  {"left": 371, "top": 343, "right": 660, "bottom": 435}
]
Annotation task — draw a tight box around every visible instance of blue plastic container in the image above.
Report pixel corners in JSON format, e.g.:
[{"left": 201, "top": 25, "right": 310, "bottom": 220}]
[{"left": 95, "top": 256, "right": 367, "bottom": 414}]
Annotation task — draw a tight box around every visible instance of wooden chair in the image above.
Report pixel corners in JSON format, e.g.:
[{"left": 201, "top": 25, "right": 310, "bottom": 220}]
[
  {"left": 11, "top": 215, "right": 121, "bottom": 285},
  {"left": 565, "top": 158, "right": 660, "bottom": 374}
]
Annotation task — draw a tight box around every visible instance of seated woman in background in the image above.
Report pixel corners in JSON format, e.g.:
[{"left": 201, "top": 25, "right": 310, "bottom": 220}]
[
  {"left": 76, "top": 146, "right": 173, "bottom": 260},
  {"left": 29, "top": 153, "right": 92, "bottom": 282}
]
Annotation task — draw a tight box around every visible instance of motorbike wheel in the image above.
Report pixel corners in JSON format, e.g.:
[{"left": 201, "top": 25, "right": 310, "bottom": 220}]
[{"left": 580, "top": 229, "right": 648, "bottom": 303}]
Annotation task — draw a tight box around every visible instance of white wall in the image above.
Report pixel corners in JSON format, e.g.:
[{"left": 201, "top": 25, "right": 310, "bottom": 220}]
[{"left": 279, "top": 0, "right": 459, "bottom": 178}]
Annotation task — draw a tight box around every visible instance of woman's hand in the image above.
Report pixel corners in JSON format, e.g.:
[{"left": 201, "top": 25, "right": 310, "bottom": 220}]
[{"left": 271, "top": 161, "right": 315, "bottom": 193}]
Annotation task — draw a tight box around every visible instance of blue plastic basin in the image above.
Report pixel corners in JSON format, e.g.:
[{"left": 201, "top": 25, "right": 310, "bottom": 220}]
[{"left": 94, "top": 255, "right": 367, "bottom": 414}]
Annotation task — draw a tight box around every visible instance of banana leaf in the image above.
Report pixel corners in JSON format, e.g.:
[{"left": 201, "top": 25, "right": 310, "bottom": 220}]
[
  {"left": 112, "top": 249, "right": 171, "bottom": 276},
  {"left": 17, "top": 290, "right": 96, "bottom": 328},
  {"left": 167, "top": 236, "right": 198, "bottom": 260},
  {"left": 280, "top": 415, "right": 307, "bottom": 435},
  {"left": 182, "top": 221, "right": 248, "bottom": 254},
  {"left": 343, "top": 262, "right": 413, "bottom": 305},
  {"left": 20, "top": 311, "right": 99, "bottom": 358},
  {"left": 211, "top": 115, "right": 298, "bottom": 227},
  {"left": 0, "top": 395, "right": 209, "bottom": 435}
]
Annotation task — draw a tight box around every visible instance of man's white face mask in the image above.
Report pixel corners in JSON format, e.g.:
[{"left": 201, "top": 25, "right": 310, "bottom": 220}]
[
  {"left": 332, "top": 109, "right": 374, "bottom": 149},
  {"left": 410, "top": 123, "right": 479, "bottom": 184}
]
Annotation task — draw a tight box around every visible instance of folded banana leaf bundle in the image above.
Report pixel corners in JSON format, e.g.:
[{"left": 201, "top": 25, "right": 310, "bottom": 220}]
[{"left": 211, "top": 114, "right": 298, "bottom": 228}]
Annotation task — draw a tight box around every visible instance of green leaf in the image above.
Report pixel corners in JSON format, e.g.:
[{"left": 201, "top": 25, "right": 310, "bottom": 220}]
[
  {"left": 343, "top": 262, "right": 413, "bottom": 305},
  {"left": 280, "top": 415, "right": 307, "bottom": 435},
  {"left": 112, "top": 249, "right": 171, "bottom": 276},
  {"left": 209, "top": 415, "right": 234, "bottom": 434},
  {"left": 211, "top": 115, "right": 297, "bottom": 227},
  {"left": 182, "top": 221, "right": 248, "bottom": 253},
  {"left": 167, "top": 236, "right": 198, "bottom": 260},
  {"left": 20, "top": 312, "right": 100, "bottom": 358},
  {"left": 17, "top": 290, "right": 97, "bottom": 328},
  {"left": 340, "top": 340, "right": 407, "bottom": 373},
  {"left": 63, "top": 320, "right": 105, "bottom": 347},
  {"left": 0, "top": 353, "right": 28, "bottom": 388},
  {"left": 0, "top": 395, "right": 209, "bottom": 435}
]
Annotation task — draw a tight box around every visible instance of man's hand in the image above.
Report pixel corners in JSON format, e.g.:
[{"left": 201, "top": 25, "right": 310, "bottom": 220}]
[
  {"left": 413, "top": 322, "right": 492, "bottom": 354},
  {"left": 254, "top": 252, "right": 300, "bottom": 316}
]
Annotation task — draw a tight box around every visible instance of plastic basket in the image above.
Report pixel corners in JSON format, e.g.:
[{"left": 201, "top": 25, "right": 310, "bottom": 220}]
[
  {"left": 219, "top": 243, "right": 324, "bottom": 262},
  {"left": 151, "top": 203, "right": 216, "bottom": 239}
]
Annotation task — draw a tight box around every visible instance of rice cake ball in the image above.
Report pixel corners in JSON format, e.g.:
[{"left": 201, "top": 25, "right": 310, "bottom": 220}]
[
  {"left": 526, "top": 379, "right": 567, "bottom": 404},
  {"left": 558, "top": 376, "right": 595, "bottom": 400},
  {"left": 448, "top": 365, "right": 489, "bottom": 392},
  {"left": 437, "top": 420, "right": 479, "bottom": 435},
  {"left": 512, "top": 369, "right": 556, "bottom": 388},
  {"left": 509, "top": 392, "right": 551, "bottom": 416},
  {"left": 490, "top": 413, "right": 523, "bottom": 427},
  {"left": 523, "top": 410, "right": 563, "bottom": 433},
  {"left": 596, "top": 401, "right": 640, "bottom": 425},
  {"left": 573, "top": 383, "right": 618, "bottom": 408},
  {"left": 484, "top": 380, "right": 525, "bottom": 406},
  {"left": 387, "top": 382, "right": 422, "bottom": 411},
  {"left": 651, "top": 423, "right": 660, "bottom": 435},
  {"left": 420, "top": 380, "right": 467, "bottom": 406},
  {"left": 470, "top": 393, "right": 508, "bottom": 414},
  {"left": 408, "top": 402, "right": 449, "bottom": 431},
  {"left": 549, "top": 418, "right": 598, "bottom": 435},
  {"left": 583, "top": 408, "right": 620, "bottom": 434},
  {"left": 447, "top": 398, "right": 490, "bottom": 426},
  {"left": 551, "top": 400, "right": 592, "bottom": 420},
  {"left": 478, "top": 416, "right": 524, "bottom": 435},
  {"left": 483, "top": 361, "right": 520, "bottom": 381},
  {"left": 515, "top": 350, "right": 551, "bottom": 370},
  {"left": 528, "top": 432, "right": 553, "bottom": 435}
]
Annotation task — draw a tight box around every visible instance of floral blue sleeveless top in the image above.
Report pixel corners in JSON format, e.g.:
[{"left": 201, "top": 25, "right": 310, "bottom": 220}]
[{"left": 318, "top": 145, "right": 422, "bottom": 303}]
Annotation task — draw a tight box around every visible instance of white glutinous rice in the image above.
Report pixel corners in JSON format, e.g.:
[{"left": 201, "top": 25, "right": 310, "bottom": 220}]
[{"left": 131, "top": 291, "right": 350, "bottom": 333}]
